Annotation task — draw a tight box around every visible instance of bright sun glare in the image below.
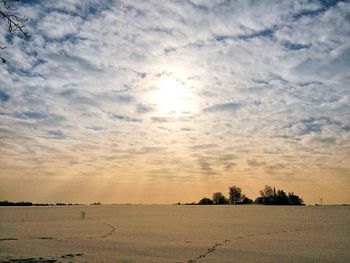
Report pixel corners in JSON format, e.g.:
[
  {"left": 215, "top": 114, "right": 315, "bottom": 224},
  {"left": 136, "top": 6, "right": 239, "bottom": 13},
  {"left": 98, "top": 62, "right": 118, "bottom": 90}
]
[{"left": 153, "top": 77, "right": 189, "bottom": 115}]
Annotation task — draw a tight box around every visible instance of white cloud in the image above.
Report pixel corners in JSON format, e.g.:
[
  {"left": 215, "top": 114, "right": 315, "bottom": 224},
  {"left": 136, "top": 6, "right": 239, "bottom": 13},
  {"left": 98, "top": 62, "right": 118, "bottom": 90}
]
[{"left": 38, "top": 12, "right": 83, "bottom": 39}]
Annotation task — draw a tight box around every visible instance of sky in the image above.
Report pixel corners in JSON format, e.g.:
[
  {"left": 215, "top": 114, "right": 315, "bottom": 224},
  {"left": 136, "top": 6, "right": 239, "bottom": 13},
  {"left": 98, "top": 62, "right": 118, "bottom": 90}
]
[{"left": 0, "top": 0, "right": 349, "bottom": 205}]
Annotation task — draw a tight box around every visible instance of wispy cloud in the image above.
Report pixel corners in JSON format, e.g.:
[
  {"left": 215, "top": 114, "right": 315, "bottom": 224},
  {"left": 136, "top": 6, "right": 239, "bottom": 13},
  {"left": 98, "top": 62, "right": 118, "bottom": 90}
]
[
  {"left": 108, "top": 113, "right": 141, "bottom": 123},
  {"left": 202, "top": 102, "right": 241, "bottom": 112}
]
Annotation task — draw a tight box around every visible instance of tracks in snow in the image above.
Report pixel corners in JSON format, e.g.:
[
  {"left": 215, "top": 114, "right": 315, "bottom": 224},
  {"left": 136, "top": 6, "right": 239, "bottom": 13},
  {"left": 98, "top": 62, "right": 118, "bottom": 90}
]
[
  {"left": 2, "top": 253, "right": 85, "bottom": 263},
  {"left": 0, "top": 221, "right": 116, "bottom": 242},
  {"left": 180, "top": 227, "right": 317, "bottom": 263},
  {"left": 99, "top": 222, "right": 115, "bottom": 238}
]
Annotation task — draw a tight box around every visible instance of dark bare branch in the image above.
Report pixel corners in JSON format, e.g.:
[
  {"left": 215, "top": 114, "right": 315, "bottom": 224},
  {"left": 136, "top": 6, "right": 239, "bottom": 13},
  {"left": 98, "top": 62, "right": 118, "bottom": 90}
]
[{"left": 1, "top": 0, "right": 29, "bottom": 63}]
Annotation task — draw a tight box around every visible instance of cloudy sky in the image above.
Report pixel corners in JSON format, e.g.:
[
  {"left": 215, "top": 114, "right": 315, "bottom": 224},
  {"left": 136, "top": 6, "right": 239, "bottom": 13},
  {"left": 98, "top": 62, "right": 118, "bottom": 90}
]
[{"left": 0, "top": 0, "right": 349, "bottom": 204}]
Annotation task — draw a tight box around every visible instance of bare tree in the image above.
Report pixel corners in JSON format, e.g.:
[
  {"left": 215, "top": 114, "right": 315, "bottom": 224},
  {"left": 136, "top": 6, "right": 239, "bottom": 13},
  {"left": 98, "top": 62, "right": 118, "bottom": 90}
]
[
  {"left": 228, "top": 186, "right": 242, "bottom": 204},
  {"left": 1, "top": 0, "right": 29, "bottom": 63}
]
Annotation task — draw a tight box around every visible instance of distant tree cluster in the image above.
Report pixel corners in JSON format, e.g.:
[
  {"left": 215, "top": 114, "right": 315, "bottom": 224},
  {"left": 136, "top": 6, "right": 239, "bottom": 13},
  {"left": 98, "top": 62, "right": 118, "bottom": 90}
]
[
  {"left": 197, "top": 185, "right": 304, "bottom": 206},
  {"left": 255, "top": 185, "right": 304, "bottom": 205},
  {"left": 198, "top": 185, "right": 253, "bottom": 205},
  {"left": 0, "top": 200, "right": 33, "bottom": 206}
]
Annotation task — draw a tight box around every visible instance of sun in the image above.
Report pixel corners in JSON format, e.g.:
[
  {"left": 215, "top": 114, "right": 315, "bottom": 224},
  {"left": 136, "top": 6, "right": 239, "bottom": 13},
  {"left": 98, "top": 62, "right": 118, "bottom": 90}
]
[{"left": 153, "top": 77, "right": 190, "bottom": 115}]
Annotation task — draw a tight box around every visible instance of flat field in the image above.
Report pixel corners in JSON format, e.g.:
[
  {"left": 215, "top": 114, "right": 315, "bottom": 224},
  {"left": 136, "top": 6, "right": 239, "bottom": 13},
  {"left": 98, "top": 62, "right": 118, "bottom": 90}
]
[{"left": 0, "top": 205, "right": 349, "bottom": 262}]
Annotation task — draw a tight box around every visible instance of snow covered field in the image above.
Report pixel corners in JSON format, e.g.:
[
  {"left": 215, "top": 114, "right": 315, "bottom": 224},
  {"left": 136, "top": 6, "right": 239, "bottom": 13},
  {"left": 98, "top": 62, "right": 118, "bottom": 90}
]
[{"left": 0, "top": 205, "right": 349, "bottom": 262}]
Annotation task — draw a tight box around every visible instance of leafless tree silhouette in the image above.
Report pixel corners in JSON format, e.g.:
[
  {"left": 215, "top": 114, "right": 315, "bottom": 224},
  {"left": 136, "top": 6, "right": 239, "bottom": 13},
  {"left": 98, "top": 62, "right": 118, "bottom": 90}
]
[{"left": 1, "top": 0, "right": 29, "bottom": 63}]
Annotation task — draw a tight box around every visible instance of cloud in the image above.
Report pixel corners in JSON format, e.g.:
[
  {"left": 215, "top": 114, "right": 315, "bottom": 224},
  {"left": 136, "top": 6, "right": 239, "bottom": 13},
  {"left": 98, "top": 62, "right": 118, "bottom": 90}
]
[
  {"left": 13, "top": 111, "right": 47, "bottom": 120},
  {"left": 247, "top": 159, "right": 266, "bottom": 167},
  {"left": 109, "top": 113, "right": 141, "bottom": 123},
  {"left": 292, "top": 0, "right": 343, "bottom": 20},
  {"left": 0, "top": 90, "right": 10, "bottom": 102},
  {"left": 279, "top": 117, "right": 345, "bottom": 140},
  {"left": 224, "top": 162, "right": 236, "bottom": 171},
  {"left": 191, "top": 143, "right": 218, "bottom": 150},
  {"left": 151, "top": 116, "right": 173, "bottom": 123},
  {"left": 197, "top": 158, "right": 214, "bottom": 174},
  {"left": 85, "top": 126, "right": 106, "bottom": 131},
  {"left": 291, "top": 48, "right": 350, "bottom": 82},
  {"left": 136, "top": 104, "right": 154, "bottom": 114},
  {"left": 38, "top": 11, "right": 83, "bottom": 39},
  {"left": 202, "top": 102, "right": 241, "bottom": 112},
  {"left": 281, "top": 41, "right": 311, "bottom": 51},
  {"left": 309, "top": 136, "right": 336, "bottom": 145},
  {"left": 237, "top": 27, "right": 275, "bottom": 41},
  {"left": 46, "top": 130, "right": 67, "bottom": 140},
  {"left": 139, "top": 147, "right": 167, "bottom": 154},
  {"left": 217, "top": 154, "right": 237, "bottom": 162},
  {"left": 116, "top": 95, "right": 134, "bottom": 104},
  {"left": 0, "top": 0, "right": 349, "bottom": 203}
]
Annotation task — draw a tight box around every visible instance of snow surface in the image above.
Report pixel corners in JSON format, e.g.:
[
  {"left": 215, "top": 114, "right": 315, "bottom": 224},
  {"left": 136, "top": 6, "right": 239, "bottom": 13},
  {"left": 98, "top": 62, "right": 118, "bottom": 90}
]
[{"left": 0, "top": 205, "right": 349, "bottom": 262}]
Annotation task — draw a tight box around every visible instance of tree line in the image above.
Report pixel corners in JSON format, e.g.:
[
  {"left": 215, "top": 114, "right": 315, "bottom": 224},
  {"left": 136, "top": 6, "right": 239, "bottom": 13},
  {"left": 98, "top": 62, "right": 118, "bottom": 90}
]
[
  {"left": 0, "top": 201, "right": 83, "bottom": 206},
  {"left": 196, "top": 185, "right": 304, "bottom": 206}
]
